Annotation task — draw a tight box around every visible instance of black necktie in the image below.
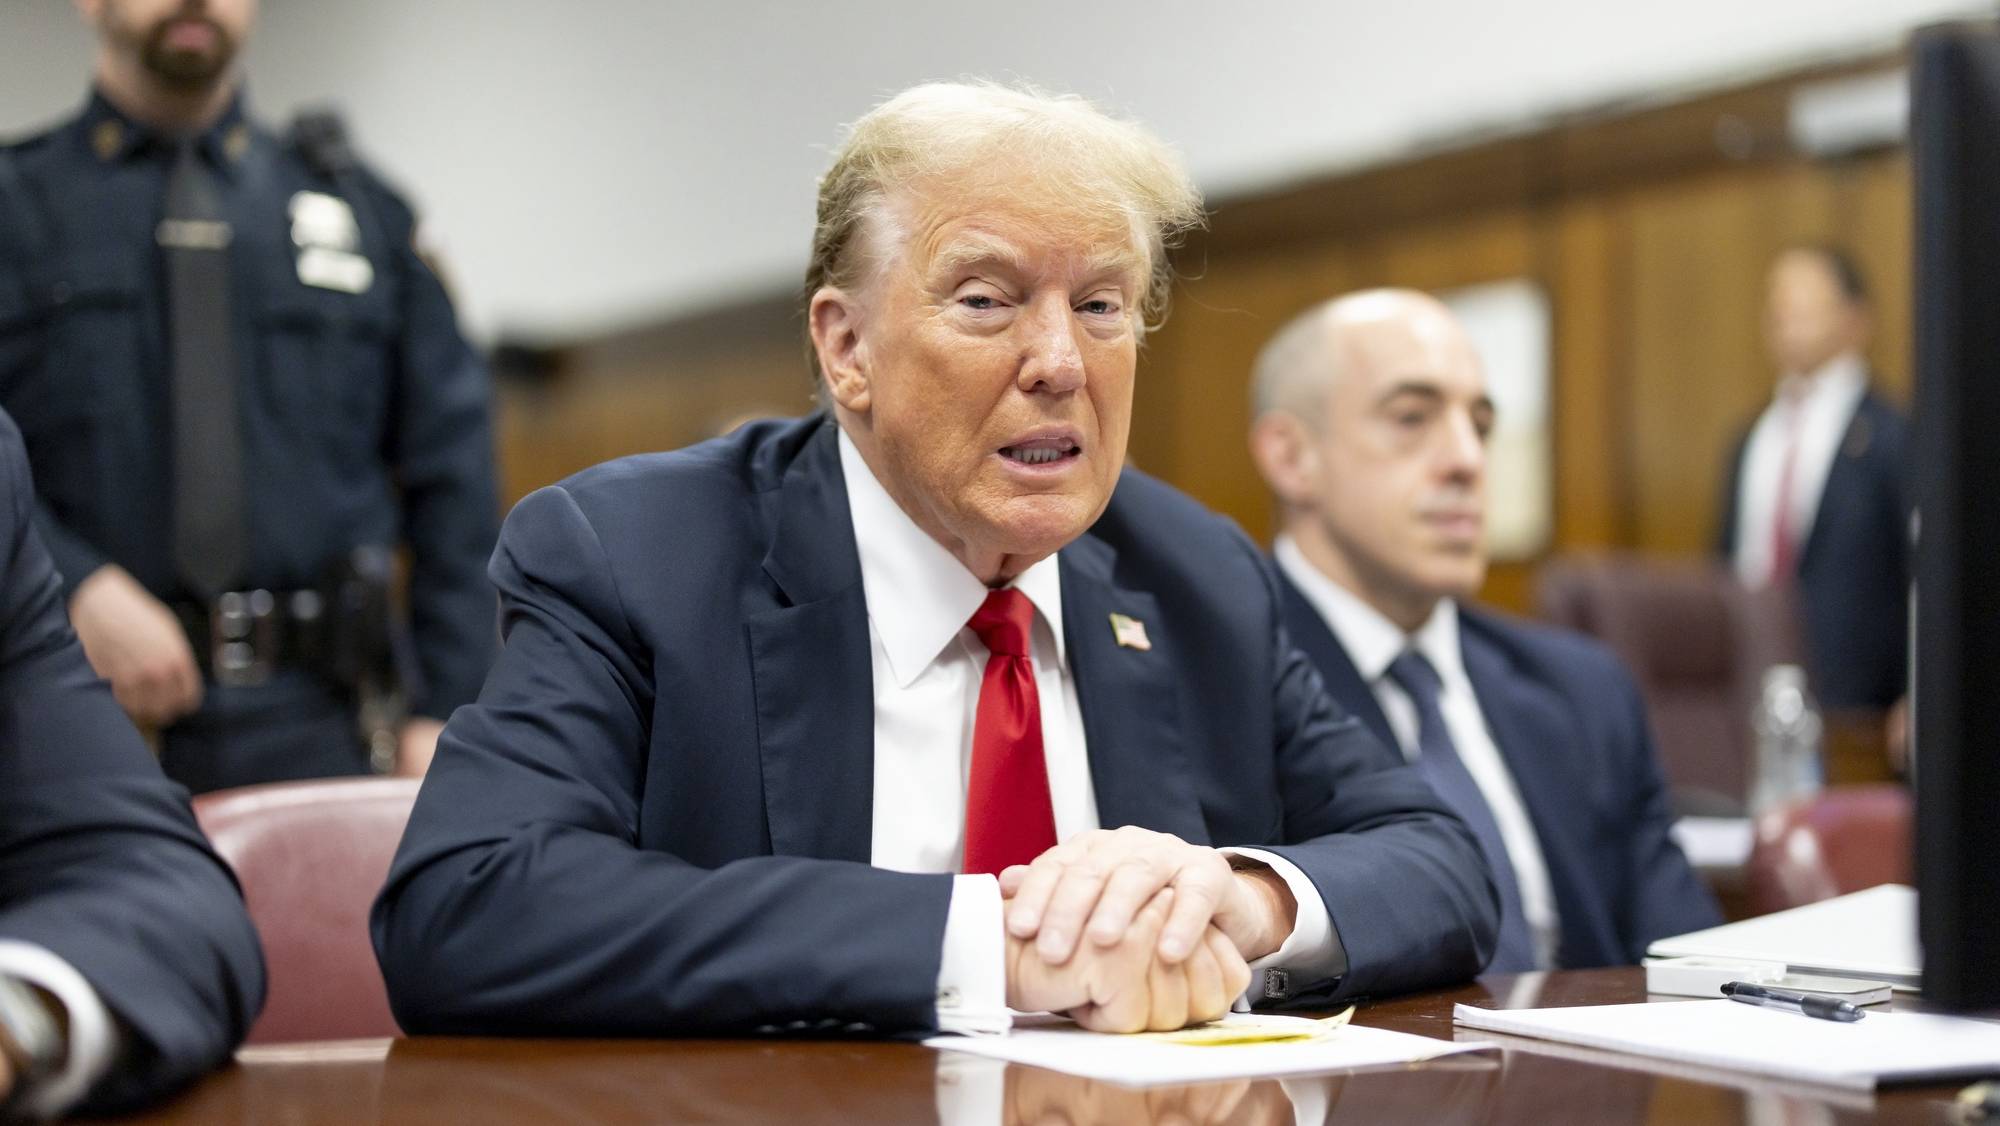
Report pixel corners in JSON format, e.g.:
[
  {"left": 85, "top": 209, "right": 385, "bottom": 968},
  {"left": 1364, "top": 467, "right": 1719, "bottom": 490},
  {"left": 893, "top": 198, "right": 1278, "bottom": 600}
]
[
  {"left": 161, "top": 140, "right": 246, "bottom": 600},
  {"left": 1386, "top": 649, "right": 1540, "bottom": 972}
]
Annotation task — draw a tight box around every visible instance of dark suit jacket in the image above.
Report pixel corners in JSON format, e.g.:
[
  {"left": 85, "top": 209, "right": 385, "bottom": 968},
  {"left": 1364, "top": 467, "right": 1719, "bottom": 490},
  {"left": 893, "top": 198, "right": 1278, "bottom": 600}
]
[
  {"left": 0, "top": 410, "right": 263, "bottom": 1112},
  {"left": 373, "top": 415, "right": 1498, "bottom": 1036},
  {"left": 1717, "top": 389, "right": 1909, "bottom": 709},
  {"left": 1278, "top": 575, "right": 1721, "bottom": 967}
]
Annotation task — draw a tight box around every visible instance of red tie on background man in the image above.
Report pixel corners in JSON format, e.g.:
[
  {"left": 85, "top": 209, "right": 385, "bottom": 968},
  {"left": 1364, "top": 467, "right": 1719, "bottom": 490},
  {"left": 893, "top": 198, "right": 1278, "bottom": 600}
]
[{"left": 962, "top": 588, "right": 1058, "bottom": 875}]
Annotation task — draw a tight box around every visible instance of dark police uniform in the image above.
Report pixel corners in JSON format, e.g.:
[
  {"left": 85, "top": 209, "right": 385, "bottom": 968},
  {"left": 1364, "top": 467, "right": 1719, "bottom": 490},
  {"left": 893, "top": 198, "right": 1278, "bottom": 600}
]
[{"left": 0, "top": 91, "right": 499, "bottom": 792}]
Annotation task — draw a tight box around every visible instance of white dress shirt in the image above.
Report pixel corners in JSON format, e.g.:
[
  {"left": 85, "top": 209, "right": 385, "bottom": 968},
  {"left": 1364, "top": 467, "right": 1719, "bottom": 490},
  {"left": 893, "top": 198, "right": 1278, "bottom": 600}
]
[
  {"left": 1275, "top": 536, "right": 1561, "bottom": 969},
  {"left": 0, "top": 941, "right": 117, "bottom": 1118},
  {"left": 1731, "top": 352, "right": 1868, "bottom": 589},
  {"left": 840, "top": 432, "right": 1338, "bottom": 1033}
]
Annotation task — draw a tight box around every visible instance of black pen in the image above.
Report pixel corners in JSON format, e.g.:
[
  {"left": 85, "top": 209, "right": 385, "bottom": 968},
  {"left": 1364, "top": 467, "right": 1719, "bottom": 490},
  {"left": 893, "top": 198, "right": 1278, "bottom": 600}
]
[{"left": 1720, "top": 981, "right": 1865, "bottom": 1022}]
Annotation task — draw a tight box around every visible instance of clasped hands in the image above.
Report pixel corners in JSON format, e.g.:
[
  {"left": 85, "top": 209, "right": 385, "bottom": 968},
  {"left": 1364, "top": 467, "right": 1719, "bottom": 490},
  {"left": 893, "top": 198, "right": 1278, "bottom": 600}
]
[{"left": 999, "top": 827, "right": 1299, "bottom": 1033}]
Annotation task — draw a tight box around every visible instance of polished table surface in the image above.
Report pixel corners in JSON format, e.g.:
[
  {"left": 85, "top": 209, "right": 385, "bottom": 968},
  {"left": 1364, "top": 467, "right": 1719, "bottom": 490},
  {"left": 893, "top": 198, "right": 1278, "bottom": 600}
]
[{"left": 107, "top": 968, "right": 1980, "bottom": 1124}]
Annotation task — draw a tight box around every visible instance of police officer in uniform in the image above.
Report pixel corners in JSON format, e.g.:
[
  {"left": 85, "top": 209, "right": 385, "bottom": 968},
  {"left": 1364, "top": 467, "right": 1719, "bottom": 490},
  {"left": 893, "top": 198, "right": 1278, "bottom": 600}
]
[{"left": 0, "top": 0, "right": 499, "bottom": 791}]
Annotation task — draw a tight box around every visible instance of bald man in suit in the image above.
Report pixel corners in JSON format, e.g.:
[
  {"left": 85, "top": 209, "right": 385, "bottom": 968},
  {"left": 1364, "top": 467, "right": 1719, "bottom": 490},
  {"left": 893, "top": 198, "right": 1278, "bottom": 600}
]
[{"left": 1249, "top": 290, "right": 1719, "bottom": 973}]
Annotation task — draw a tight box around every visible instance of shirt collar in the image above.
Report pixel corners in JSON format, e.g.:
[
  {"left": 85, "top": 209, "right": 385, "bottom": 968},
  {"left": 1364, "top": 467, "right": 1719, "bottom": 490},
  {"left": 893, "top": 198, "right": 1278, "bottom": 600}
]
[
  {"left": 79, "top": 85, "right": 253, "bottom": 173},
  {"left": 838, "top": 427, "right": 1067, "bottom": 688},
  {"left": 1273, "top": 533, "right": 1463, "bottom": 685},
  {"left": 1777, "top": 351, "right": 1867, "bottom": 408}
]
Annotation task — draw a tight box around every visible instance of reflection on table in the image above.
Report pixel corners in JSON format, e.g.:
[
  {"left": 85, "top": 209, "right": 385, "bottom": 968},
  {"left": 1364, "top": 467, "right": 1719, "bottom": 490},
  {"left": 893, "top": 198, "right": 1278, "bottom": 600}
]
[{"left": 106, "top": 968, "right": 1969, "bottom": 1125}]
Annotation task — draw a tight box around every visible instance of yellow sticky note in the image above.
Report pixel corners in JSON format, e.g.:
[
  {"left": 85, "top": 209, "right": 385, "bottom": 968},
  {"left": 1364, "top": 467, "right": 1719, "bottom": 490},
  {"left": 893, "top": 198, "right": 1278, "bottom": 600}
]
[{"left": 1130, "top": 1005, "right": 1355, "bottom": 1047}]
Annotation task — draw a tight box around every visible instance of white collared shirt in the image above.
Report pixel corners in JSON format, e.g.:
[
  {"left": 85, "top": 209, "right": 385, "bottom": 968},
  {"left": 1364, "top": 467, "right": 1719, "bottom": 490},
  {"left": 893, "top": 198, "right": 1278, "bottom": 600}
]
[
  {"left": 841, "top": 431, "right": 1337, "bottom": 1033},
  {"left": 1275, "top": 536, "right": 1561, "bottom": 969},
  {"left": 1732, "top": 352, "right": 1869, "bottom": 589},
  {"left": 847, "top": 437, "right": 1097, "bottom": 879}
]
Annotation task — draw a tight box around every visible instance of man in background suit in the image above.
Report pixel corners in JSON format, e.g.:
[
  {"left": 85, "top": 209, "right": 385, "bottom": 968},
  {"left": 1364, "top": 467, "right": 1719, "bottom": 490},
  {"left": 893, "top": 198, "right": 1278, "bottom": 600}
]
[
  {"left": 1715, "top": 246, "right": 1909, "bottom": 711},
  {"left": 0, "top": 406, "right": 263, "bottom": 1116},
  {"left": 1248, "top": 289, "right": 1718, "bottom": 972},
  {"left": 375, "top": 83, "right": 1496, "bottom": 1039}
]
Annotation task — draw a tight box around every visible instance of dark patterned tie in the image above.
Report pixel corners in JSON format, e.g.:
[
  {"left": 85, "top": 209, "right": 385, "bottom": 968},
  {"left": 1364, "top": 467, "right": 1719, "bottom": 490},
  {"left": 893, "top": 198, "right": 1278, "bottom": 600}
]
[
  {"left": 1386, "top": 649, "right": 1539, "bottom": 972},
  {"left": 161, "top": 139, "right": 245, "bottom": 600}
]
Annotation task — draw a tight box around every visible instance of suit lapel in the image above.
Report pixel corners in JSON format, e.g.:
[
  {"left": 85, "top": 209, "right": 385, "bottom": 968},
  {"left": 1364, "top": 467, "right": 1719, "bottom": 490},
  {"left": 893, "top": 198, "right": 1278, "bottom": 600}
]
[
  {"left": 745, "top": 421, "right": 876, "bottom": 863},
  {"left": 1458, "top": 615, "right": 1604, "bottom": 964},
  {"left": 1277, "top": 573, "right": 1398, "bottom": 753},
  {"left": 1060, "top": 535, "right": 1208, "bottom": 842},
  {"left": 1799, "top": 393, "right": 1875, "bottom": 573}
]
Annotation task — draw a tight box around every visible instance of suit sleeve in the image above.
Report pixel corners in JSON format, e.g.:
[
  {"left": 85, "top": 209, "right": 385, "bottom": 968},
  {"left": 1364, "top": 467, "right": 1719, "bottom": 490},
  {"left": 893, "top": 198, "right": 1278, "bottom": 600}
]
[
  {"left": 1606, "top": 662, "right": 1723, "bottom": 955},
  {"left": 1241, "top": 547, "right": 1500, "bottom": 1004},
  {"left": 371, "top": 483, "right": 956, "bottom": 1036},
  {"left": 0, "top": 414, "right": 264, "bottom": 1114},
  {"left": 381, "top": 195, "right": 500, "bottom": 719}
]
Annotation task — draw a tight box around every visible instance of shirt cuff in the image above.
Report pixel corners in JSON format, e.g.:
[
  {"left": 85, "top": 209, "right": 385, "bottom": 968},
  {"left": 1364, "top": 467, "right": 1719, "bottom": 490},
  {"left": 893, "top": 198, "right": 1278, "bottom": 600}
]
[
  {"left": 1218, "top": 848, "right": 1346, "bottom": 1010},
  {"left": 0, "top": 940, "right": 119, "bottom": 1119},
  {"left": 934, "top": 874, "right": 1012, "bottom": 1036}
]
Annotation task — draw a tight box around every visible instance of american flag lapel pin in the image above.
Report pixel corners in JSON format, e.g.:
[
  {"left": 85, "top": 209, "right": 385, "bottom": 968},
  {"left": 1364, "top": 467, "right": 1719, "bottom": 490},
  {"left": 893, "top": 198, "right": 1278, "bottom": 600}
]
[{"left": 1109, "top": 613, "right": 1152, "bottom": 651}]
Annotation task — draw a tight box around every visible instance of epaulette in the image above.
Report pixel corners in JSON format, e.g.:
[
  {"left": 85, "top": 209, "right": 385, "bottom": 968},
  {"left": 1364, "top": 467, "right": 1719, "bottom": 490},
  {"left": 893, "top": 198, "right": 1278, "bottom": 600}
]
[{"left": 288, "top": 108, "right": 358, "bottom": 180}]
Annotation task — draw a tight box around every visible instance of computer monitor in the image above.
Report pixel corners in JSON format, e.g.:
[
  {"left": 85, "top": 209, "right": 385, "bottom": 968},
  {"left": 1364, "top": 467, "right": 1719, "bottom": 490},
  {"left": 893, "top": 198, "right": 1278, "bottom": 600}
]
[{"left": 1911, "top": 19, "right": 2000, "bottom": 1012}]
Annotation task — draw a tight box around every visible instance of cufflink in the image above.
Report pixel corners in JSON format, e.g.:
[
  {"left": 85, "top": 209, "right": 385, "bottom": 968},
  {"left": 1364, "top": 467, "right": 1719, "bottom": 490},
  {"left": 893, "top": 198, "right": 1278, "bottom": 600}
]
[
  {"left": 1261, "top": 968, "right": 1290, "bottom": 1001},
  {"left": 937, "top": 986, "right": 963, "bottom": 1008}
]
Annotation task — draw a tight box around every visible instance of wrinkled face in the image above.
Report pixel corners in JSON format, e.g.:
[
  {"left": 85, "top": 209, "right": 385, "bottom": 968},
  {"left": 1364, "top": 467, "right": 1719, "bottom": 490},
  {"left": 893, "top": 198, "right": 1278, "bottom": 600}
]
[
  {"left": 1306, "top": 302, "right": 1493, "bottom": 607},
  {"left": 1765, "top": 250, "right": 1865, "bottom": 378},
  {"left": 817, "top": 179, "right": 1146, "bottom": 579},
  {"left": 87, "top": 0, "right": 256, "bottom": 88}
]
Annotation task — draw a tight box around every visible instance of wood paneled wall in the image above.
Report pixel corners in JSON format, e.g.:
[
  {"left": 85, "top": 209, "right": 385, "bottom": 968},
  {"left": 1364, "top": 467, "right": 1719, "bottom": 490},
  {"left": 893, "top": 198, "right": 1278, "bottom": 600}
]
[
  {"left": 494, "top": 55, "right": 1912, "bottom": 613},
  {"left": 493, "top": 297, "right": 814, "bottom": 505}
]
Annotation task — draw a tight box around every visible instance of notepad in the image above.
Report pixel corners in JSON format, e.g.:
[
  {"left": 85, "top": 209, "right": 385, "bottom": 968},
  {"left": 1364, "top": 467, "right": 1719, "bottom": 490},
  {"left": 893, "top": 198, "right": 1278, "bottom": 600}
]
[{"left": 1453, "top": 999, "right": 2000, "bottom": 1090}]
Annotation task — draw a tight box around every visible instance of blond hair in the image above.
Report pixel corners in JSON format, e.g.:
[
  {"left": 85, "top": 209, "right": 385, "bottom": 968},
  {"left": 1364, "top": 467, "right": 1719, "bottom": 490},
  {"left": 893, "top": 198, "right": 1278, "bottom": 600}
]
[{"left": 805, "top": 81, "right": 1204, "bottom": 379}]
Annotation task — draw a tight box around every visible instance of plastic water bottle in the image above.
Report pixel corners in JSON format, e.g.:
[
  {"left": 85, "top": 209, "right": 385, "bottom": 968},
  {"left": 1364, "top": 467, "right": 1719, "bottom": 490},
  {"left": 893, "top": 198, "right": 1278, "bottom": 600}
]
[{"left": 1748, "top": 664, "right": 1824, "bottom": 815}]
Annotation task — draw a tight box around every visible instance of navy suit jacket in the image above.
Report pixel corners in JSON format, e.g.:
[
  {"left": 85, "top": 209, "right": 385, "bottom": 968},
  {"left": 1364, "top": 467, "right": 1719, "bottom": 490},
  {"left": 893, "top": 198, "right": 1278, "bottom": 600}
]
[
  {"left": 1717, "top": 389, "right": 1909, "bottom": 709},
  {"left": 373, "top": 415, "right": 1497, "bottom": 1036},
  {"left": 0, "top": 410, "right": 263, "bottom": 1112},
  {"left": 1278, "top": 575, "right": 1721, "bottom": 967}
]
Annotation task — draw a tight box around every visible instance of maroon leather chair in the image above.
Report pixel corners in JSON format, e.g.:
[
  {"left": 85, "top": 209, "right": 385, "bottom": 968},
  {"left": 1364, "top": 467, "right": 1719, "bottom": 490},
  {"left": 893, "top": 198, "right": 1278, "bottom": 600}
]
[
  {"left": 193, "top": 777, "right": 421, "bottom": 1043},
  {"left": 1744, "top": 783, "right": 1913, "bottom": 916},
  {"left": 1535, "top": 552, "right": 1805, "bottom": 815}
]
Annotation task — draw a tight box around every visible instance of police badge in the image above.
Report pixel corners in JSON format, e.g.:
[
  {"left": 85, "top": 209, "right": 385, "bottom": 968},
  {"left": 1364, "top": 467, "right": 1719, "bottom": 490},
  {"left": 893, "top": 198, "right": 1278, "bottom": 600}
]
[{"left": 288, "top": 190, "right": 373, "bottom": 294}]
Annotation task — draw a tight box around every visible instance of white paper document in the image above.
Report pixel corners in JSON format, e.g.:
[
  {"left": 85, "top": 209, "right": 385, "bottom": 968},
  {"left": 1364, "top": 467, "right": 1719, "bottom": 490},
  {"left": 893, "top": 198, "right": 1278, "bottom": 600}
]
[
  {"left": 1453, "top": 999, "right": 2000, "bottom": 1090},
  {"left": 926, "top": 1012, "right": 1495, "bottom": 1087}
]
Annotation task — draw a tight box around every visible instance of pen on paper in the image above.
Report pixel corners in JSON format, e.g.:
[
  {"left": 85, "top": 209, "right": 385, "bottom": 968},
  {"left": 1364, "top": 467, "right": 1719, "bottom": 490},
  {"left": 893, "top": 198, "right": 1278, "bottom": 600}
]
[{"left": 1720, "top": 980, "right": 1865, "bottom": 1022}]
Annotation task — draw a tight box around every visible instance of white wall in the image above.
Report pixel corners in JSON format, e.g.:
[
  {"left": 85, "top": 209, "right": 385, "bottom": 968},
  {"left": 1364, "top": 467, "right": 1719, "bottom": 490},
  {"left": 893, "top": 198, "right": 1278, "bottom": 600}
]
[{"left": 2, "top": 0, "right": 1987, "bottom": 341}]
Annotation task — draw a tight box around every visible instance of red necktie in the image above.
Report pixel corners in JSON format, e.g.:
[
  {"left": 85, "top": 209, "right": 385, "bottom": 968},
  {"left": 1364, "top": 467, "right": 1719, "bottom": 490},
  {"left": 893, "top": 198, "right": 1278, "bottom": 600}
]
[
  {"left": 962, "top": 589, "right": 1058, "bottom": 875},
  {"left": 1769, "top": 400, "right": 1805, "bottom": 584}
]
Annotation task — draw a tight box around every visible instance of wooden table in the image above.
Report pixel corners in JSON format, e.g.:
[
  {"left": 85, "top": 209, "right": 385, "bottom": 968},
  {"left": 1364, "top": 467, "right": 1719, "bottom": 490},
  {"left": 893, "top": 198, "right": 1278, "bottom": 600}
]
[{"left": 107, "top": 968, "right": 1977, "bottom": 1124}]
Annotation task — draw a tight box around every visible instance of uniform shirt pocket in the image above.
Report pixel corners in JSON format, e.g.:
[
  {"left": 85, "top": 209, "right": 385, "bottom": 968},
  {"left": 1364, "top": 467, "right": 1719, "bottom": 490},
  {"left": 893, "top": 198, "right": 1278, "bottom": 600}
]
[
  {"left": 255, "top": 284, "right": 397, "bottom": 453},
  {"left": 13, "top": 252, "right": 145, "bottom": 424}
]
